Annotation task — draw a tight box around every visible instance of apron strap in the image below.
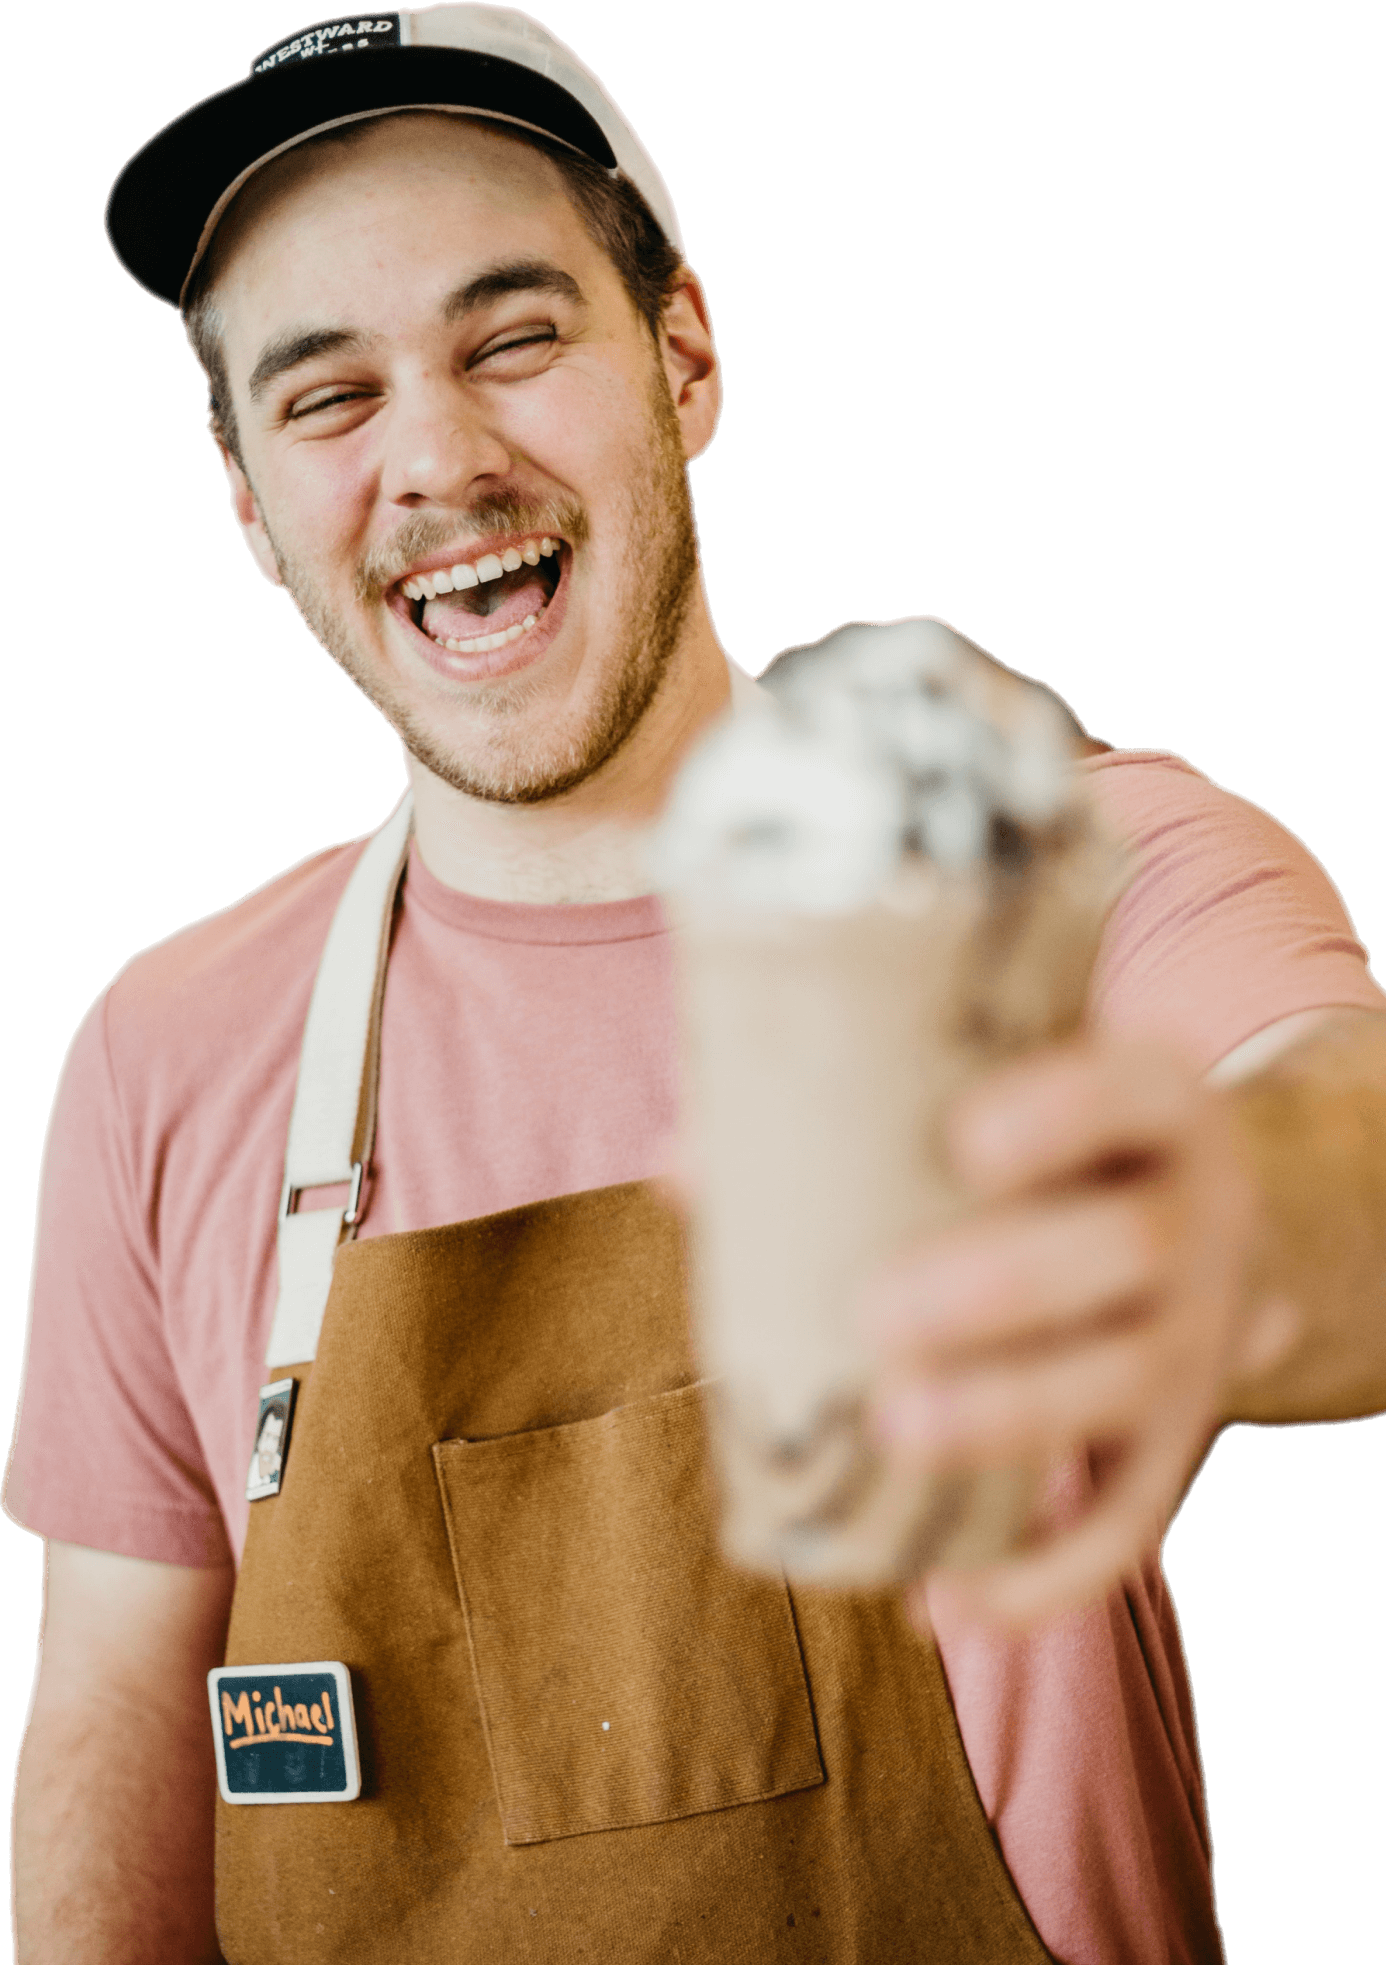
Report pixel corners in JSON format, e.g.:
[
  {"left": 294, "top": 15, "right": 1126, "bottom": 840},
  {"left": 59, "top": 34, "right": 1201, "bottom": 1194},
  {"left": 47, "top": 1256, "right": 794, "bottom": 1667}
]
[{"left": 265, "top": 795, "right": 413, "bottom": 1367}]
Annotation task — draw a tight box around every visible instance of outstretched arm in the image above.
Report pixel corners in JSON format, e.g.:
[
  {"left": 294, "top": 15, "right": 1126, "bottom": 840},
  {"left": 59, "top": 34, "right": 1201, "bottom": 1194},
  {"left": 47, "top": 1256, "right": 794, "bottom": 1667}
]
[
  {"left": 14, "top": 1542, "right": 234, "bottom": 1964},
  {"left": 1218, "top": 1008, "right": 1386, "bottom": 1422}
]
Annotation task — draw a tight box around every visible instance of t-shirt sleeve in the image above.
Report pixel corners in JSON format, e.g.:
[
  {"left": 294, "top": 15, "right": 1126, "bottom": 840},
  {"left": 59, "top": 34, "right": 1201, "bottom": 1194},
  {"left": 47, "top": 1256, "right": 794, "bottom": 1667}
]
[
  {"left": 5, "top": 993, "right": 232, "bottom": 1565},
  {"left": 1085, "top": 752, "right": 1386, "bottom": 1070}
]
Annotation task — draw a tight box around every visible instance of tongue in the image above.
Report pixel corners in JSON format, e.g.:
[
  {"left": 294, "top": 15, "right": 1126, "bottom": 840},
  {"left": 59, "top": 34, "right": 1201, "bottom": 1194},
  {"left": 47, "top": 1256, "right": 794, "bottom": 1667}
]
[{"left": 422, "top": 567, "right": 551, "bottom": 642}]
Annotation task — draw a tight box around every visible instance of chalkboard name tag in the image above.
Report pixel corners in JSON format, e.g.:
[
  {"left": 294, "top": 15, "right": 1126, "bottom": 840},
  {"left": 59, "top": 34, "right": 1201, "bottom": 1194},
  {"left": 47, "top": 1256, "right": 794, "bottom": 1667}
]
[{"left": 209, "top": 1662, "right": 361, "bottom": 1805}]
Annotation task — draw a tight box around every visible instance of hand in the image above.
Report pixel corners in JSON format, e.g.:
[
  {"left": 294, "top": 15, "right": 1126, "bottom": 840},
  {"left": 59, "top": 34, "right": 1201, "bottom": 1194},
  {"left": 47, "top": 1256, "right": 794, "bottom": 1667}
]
[{"left": 862, "top": 1040, "right": 1298, "bottom": 1629}]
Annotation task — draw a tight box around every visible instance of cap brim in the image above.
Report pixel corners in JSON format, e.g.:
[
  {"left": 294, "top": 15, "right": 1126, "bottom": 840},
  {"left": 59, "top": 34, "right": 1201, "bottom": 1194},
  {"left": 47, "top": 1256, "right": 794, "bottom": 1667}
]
[{"left": 107, "top": 45, "right": 618, "bottom": 305}]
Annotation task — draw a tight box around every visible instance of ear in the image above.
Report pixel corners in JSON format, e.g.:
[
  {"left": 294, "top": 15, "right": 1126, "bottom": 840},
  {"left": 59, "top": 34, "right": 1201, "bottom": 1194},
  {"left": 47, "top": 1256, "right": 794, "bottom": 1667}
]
[
  {"left": 659, "top": 273, "right": 720, "bottom": 461},
  {"left": 222, "top": 446, "right": 283, "bottom": 588}
]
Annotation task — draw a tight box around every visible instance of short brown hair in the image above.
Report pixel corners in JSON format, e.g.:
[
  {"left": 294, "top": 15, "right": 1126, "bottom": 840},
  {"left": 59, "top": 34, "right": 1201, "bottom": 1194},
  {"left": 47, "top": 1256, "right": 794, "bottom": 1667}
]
[{"left": 184, "top": 113, "right": 685, "bottom": 465}]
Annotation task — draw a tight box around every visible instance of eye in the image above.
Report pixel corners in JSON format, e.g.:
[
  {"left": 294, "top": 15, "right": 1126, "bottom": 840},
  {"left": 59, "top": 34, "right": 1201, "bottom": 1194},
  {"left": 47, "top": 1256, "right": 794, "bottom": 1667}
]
[
  {"left": 287, "top": 385, "right": 374, "bottom": 421},
  {"left": 468, "top": 324, "right": 559, "bottom": 375}
]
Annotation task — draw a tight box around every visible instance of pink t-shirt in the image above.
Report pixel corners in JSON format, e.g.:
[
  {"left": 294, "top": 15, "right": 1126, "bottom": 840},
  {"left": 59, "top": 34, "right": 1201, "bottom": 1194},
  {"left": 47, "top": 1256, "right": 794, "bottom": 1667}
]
[{"left": 8, "top": 750, "right": 1383, "bottom": 1964}]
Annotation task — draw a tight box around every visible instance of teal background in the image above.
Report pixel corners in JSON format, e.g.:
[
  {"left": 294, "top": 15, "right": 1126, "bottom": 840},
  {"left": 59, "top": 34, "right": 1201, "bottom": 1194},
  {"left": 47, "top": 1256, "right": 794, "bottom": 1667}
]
[{"left": 4, "top": 6, "right": 1385, "bottom": 1956}]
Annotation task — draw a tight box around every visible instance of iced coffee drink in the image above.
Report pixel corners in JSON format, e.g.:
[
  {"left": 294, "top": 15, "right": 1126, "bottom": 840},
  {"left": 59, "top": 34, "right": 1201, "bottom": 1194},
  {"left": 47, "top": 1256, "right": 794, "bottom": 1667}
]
[{"left": 655, "top": 619, "right": 1128, "bottom": 1587}]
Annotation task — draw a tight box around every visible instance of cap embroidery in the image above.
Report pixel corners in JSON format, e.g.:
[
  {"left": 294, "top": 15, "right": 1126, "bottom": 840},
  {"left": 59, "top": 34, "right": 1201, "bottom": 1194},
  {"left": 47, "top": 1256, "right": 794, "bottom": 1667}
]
[{"left": 253, "top": 16, "right": 401, "bottom": 74}]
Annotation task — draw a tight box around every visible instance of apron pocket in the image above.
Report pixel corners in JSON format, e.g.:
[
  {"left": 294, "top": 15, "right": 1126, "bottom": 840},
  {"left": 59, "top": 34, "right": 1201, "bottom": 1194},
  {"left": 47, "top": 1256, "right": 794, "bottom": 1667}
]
[{"left": 433, "top": 1380, "right": 825, "bottom": 1845}]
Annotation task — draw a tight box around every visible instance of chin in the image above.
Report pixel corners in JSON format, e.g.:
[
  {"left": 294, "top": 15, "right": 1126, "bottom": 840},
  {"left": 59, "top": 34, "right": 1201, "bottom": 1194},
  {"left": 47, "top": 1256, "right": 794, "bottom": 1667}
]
[{"left": 395, "top": 650, "right": 667, "bottom": 806}]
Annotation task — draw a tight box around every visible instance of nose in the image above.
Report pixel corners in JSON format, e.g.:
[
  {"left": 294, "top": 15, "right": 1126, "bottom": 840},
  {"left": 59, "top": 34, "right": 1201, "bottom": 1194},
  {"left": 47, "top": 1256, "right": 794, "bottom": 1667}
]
[{"left": 378, "top": 369, "right": 514, "bottom": 510}]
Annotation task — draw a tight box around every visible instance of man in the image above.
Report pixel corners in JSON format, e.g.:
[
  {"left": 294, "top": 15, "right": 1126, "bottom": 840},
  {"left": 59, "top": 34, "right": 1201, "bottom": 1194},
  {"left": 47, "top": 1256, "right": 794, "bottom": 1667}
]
[
  {"left": 7, "top": 8, "right": 1386, "bottom": 1962},
  {"left": 247, "top": 1399, "right": 289, "bottom": 1499}
]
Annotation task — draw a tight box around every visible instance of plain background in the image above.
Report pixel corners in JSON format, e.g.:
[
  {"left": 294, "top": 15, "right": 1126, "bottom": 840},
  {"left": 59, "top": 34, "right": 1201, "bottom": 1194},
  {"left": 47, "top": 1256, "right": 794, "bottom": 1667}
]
[{"left": 2, "top": 3, "right": 1383, "bottom": 1958}]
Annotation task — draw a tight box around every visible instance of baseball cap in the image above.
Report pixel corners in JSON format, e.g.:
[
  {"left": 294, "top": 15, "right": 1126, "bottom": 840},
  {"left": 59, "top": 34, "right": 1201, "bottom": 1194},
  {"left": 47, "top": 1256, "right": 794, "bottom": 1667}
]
[{"left": 107, "top": 5, "right": 680, "bottom": 307}]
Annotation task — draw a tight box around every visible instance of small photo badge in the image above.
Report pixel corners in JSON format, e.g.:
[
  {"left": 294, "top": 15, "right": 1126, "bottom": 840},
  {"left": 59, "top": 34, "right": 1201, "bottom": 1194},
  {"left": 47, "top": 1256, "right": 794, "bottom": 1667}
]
[
  {"left": 245, "top": 1378, "right": 297, "bottom": 1501},
  {"left": 209, "top": 1662, "right": 361, "bottom": 1805}
]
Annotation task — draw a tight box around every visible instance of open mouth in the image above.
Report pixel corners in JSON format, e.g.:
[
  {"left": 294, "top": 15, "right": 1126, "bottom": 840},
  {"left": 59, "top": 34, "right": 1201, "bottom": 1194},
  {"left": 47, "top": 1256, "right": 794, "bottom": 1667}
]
[{"left": 397, "top": 535, "right": 565, "bottom": 661}]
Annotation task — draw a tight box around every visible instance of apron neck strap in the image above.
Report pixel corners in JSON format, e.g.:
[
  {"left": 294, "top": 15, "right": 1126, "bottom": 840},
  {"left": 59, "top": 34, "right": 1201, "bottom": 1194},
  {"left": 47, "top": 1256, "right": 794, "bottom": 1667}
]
[{"left": 265, "top": 795, "right": 413, "bottom": 1367}]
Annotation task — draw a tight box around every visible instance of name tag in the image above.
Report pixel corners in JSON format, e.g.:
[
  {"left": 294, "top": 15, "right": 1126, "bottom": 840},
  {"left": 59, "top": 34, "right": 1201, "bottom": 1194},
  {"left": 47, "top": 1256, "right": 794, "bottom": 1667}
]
[{"left": 208, "top": 1662, "right": 361, "bottom": 1805}]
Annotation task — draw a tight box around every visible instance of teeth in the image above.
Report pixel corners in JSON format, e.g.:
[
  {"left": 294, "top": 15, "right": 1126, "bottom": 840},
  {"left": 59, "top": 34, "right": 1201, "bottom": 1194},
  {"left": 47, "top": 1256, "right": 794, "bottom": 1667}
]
[
  {"left": 438, "top": 616, "right": 542, "bottom": 657},
  {"left": 402, "top": 538, "right": 560, "bottom": 604}
]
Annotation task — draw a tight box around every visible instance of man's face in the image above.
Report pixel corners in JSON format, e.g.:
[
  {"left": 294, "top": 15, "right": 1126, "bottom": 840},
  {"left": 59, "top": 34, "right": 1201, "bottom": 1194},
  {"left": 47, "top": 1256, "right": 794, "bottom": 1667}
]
[
  {"left": 255, "top": 1411, "right": 284, "bottom": 1478},
  {"left": 210, "top": 115, "right": 709, "bottom": 802}
]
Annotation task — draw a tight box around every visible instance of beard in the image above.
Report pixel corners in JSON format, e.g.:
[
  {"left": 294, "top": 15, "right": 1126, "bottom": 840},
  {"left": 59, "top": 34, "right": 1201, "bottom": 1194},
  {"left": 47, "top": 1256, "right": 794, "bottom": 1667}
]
[{"left": 263, "top": 366, "right": 701, "bottom": 805}]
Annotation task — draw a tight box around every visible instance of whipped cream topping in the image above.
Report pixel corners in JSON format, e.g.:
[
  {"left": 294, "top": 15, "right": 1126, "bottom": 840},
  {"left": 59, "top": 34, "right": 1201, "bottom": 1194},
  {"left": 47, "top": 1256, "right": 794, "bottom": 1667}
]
[{"left": 655, "top": 619, "right": 1080, "bottom": 913}]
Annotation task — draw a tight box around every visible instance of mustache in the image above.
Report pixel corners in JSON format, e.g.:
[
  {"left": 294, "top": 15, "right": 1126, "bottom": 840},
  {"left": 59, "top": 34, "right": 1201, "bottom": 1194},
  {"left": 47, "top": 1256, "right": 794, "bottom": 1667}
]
[{"left": 355, "top": 494, "right": 589, "bottom": 605}]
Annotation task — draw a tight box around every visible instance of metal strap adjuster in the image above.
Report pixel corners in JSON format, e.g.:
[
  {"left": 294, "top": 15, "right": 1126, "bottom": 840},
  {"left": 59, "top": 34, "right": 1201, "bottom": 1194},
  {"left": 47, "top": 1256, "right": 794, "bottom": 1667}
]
[{"left": 280, "top": 1161, "right": 365, "bottom": 1226}]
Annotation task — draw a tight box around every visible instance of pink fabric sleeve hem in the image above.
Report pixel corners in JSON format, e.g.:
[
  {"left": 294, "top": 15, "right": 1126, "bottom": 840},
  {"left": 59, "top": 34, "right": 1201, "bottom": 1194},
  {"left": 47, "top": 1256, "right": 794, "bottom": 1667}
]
[
  {"left": 1189, "top": 977, "right": 1386, "bottom": 1073},
  {"left": 4, "top": 1492, "right": 233, "bottom": 1569}
]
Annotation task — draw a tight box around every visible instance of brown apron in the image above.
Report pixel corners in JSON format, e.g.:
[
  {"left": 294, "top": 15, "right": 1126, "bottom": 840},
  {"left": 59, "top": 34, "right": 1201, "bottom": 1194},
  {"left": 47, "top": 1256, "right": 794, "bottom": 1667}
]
[{"left": 214, "top": 802, "right": 1052, "bottom": 1963}]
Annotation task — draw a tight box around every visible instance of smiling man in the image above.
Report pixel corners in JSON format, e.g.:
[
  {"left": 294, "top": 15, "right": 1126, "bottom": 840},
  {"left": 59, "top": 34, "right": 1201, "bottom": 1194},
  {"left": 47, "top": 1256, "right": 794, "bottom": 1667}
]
[
  {"left": 193, "top": 99, "right": 726, "bottom": 860},
  {"left": 212, "top": 127, "right": 713, "bottom": 817},
  {"left": 8, "top": 9, "right": 1386, "bottom": 1965}
]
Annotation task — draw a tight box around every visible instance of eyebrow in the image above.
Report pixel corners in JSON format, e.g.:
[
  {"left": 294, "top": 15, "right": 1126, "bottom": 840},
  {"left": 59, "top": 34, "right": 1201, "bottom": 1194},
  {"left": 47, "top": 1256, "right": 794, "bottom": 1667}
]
[
  {"left": 442, "top": 258, "right": 585, "bottom": 322},
  {"left": 248, "top": 326, "right": 372, "bottom": 402},
  {"left": 245, "top": 261, "right": 585, "bottom": 403}
]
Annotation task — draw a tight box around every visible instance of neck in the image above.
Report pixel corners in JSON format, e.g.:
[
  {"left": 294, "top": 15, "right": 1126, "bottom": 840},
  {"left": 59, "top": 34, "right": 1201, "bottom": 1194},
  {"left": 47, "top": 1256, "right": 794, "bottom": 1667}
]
[{"left": 408, "top": 592, "right": 732, "bottom": 904}]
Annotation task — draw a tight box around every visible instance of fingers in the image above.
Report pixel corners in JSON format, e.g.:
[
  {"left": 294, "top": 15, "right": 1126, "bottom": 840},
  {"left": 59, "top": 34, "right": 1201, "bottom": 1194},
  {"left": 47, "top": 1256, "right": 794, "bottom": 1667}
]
[
  {"left": 867, "top": 1037, "right": 1271, "bottom": 1627},
  {"left": 865, "top": 1184, "right": 1177, "bottom": 1362},
  {"left": 907, "top": 1416, "right": 1209, "bottom": 1630},
  {"left": 948, "top": 1040, "right": 1207, "bottom": 1200},
  {"left": 874, "top": 1313, "right": 1177, "bottom": 1468},
  {"left": 865, "top": 1184, "right": 1182, "bottom": 1466}
]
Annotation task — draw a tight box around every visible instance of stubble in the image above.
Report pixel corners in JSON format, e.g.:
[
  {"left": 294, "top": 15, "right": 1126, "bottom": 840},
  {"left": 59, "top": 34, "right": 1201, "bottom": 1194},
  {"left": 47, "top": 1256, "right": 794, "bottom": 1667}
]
[{"left": 265, "top": 367, "right": 700, "bottom": 805}]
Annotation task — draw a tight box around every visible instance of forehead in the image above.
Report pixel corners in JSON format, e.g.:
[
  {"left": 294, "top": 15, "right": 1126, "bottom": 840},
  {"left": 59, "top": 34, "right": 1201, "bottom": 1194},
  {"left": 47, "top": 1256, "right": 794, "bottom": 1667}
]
[{"left": 209, "top": 114, "right": 594, "bottom": 334}]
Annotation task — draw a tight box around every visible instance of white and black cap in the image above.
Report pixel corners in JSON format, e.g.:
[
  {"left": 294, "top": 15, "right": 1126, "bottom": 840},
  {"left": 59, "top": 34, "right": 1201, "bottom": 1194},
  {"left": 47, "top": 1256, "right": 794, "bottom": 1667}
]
[{"left": 107, "top": 4, "right": 681, "bottom": 306}]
